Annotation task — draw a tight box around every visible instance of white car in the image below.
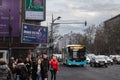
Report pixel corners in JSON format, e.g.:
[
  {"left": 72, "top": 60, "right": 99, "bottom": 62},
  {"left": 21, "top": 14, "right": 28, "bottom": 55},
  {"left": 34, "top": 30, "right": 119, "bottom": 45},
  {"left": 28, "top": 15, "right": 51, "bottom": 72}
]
[
  {"left": 104, "top": 56, "right": 113, "bottom": 65},
  {"left": 114, "top": 56, "right": 120, "bottom": 64},
  {"left": 86, "top": 56, "right": 90, "bottom": 64},
  {"left": 90, "top": 56, "right": 108, "bottom": 67}
]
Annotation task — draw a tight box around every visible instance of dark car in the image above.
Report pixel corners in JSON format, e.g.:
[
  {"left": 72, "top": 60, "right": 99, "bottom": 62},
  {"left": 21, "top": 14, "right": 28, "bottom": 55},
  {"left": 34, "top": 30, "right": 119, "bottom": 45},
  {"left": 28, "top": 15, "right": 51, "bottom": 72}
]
[{"left": 90, "top": 56, "right": 108, "bottom": 67}]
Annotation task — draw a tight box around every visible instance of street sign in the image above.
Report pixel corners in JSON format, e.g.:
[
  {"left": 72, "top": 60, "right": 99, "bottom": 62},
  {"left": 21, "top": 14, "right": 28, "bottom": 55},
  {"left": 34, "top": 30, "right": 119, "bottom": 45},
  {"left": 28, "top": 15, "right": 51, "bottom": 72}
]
[{"left": 21, "top": 23, "right": 48, "bottom": 44}]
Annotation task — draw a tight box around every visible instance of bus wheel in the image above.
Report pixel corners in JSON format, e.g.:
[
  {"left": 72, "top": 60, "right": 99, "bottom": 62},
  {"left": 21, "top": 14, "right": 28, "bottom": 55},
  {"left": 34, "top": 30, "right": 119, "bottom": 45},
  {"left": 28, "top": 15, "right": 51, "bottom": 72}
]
[{"left": 81, "top": 65, "right": 84, "bottom": 67}]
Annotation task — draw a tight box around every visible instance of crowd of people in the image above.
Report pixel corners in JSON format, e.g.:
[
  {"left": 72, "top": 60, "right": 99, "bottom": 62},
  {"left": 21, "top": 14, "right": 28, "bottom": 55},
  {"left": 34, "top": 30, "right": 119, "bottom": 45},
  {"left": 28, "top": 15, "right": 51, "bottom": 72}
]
[{"left": 0, "top": 53, "right": 59, "bottom": 80}]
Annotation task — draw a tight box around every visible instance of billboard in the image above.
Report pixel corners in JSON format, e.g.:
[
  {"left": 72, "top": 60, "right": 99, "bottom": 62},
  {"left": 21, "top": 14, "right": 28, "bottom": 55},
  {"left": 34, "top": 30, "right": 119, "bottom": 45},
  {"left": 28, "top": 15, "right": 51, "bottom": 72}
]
[
  {"left": 25, "top": 0, "right": 46, "bottom": 21},
  {"left": 21, "top": 23, "right": 48, "bottom": 44},
  {"left": 0, "top": 0, "right": 20, "bottom": 37}
]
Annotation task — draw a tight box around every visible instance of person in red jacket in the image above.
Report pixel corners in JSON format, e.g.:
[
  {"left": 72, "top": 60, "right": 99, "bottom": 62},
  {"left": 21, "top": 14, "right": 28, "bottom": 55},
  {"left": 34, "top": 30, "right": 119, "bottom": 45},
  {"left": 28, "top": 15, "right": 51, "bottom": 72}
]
[{"left": 50, "top": 55, "right": 59, "bottom": 80}]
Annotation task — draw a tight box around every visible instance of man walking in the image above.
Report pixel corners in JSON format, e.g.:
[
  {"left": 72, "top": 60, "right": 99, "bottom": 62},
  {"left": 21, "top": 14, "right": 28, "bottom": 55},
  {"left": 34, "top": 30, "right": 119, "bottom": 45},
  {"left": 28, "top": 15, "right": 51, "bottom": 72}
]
[{"left": 41, "top": 53, "right": 49, "bottom": 80}]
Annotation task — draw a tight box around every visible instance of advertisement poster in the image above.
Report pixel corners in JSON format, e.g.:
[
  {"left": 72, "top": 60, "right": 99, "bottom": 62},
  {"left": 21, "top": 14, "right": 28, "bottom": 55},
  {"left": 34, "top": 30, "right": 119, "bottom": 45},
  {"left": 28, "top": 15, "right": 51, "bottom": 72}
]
[
  {"left": 21, "top": 23, "right": 48, "bottom": 44},
  {"left": 25, "top": 0, "right": 45, "bottom": 20},
  {"left": 0, "top": 0, "right": 20, "bottom": 37}
]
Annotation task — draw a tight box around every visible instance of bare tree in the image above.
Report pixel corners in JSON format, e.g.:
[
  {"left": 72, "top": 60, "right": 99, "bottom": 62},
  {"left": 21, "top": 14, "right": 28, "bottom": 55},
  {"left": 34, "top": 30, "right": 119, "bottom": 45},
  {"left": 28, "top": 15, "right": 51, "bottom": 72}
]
[{"left": 83, "top": 25, "right": 96, "bottom": 52}]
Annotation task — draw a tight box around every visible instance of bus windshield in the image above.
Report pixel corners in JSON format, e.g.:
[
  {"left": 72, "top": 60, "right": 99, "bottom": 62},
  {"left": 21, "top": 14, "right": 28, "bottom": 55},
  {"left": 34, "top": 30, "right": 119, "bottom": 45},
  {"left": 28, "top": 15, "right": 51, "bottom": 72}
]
[{"left": 69, "top": 47, "right": 86, "bottom": 59}]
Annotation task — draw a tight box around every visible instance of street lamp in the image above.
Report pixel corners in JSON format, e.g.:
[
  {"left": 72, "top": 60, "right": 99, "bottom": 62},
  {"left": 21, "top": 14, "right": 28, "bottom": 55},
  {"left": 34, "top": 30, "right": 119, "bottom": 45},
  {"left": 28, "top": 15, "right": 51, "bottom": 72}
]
[
  {"left": 50, "top": 14, "right": 61, "bottom": 55},
  {"left": 8, "top": 9, "right": 12, "bottom": 57}
]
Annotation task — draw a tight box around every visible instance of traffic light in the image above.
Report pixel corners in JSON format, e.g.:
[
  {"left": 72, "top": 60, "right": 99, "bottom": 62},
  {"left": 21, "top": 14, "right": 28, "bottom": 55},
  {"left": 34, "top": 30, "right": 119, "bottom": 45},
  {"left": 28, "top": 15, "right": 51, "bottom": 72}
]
[{"left": 85, "top": 21, "right": 87, "bottom": 26}]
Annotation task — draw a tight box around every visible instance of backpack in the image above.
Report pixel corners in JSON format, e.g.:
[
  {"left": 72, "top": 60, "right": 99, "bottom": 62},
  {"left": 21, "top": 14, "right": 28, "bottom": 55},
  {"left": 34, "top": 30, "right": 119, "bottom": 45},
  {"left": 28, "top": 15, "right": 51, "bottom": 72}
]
[{"left": 18, "top": 65, "right": 28, "bottom": 80}]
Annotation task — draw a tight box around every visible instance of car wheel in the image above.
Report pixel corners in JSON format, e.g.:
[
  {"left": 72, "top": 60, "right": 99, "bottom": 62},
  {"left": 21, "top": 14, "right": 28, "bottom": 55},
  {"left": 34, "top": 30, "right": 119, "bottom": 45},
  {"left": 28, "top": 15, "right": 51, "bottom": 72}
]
[
  {"left": 111, "top": 62, "right": 113, "bottom": 65},
  {"left": 105, "top": 64, "right": 108, "bottom": 68},
  {"left": 90, "top": 63, "right": 93, "bottom": 67},
  {"left": 94, "top": 64, "right": 96, "bottom": 67}
]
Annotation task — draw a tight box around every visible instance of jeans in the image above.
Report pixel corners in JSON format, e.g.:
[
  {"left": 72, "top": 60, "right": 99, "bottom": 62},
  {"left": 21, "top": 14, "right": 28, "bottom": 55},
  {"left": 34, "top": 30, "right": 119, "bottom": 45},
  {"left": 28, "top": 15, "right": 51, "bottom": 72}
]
[
  {"left": 16, "top": 75, "right": 20, "bottom": 80},
  {"left": 37, "top": 74, "right": 42, "bottom": 80}
]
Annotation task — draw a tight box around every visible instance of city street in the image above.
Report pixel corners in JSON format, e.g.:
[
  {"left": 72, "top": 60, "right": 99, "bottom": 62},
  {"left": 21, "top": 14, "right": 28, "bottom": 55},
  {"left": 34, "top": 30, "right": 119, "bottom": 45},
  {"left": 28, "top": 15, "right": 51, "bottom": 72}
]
[{"left": 49, "top": 64, "right": 120, "bottom": 80}]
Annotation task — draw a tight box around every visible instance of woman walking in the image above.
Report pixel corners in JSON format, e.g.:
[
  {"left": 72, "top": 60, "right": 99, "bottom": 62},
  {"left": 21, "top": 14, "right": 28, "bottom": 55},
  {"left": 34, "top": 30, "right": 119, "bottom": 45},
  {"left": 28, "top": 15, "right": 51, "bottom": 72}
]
[
  {"left": 36, "top": 58, "right": 42, "bottom": 80},
  {"left": 50, "top": 55, "right": 59, "bottom": 80}
]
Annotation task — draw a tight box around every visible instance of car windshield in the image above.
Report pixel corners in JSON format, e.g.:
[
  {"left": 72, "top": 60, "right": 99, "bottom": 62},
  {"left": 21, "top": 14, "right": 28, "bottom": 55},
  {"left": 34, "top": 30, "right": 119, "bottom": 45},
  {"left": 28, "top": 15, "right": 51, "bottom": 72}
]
[
  {"left": 116, "top": 57, "right": 120, "bottom": 59},
  {"left": 95, "top": 57, "right": 105, "bottom": 60}
]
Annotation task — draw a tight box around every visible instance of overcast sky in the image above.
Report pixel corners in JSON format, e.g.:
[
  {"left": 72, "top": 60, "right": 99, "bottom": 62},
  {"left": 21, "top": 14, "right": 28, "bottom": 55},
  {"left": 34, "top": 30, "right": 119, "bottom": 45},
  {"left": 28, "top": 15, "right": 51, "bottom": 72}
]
[{"left": 41, "top": 0, "right": 120, "bottom": 35}]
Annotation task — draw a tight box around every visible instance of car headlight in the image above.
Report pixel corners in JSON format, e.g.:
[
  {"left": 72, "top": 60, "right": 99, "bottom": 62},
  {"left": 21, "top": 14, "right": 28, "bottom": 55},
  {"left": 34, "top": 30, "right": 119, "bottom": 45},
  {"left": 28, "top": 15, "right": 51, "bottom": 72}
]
[
  {"left": 111, "top": 60, "right": 113, "bottom": 62},
  {"left": 95, "top": 60, "right": 99, "bottom": 63},
  {"left": 105, "top": 61, "right": 107, "bottom": 63}
]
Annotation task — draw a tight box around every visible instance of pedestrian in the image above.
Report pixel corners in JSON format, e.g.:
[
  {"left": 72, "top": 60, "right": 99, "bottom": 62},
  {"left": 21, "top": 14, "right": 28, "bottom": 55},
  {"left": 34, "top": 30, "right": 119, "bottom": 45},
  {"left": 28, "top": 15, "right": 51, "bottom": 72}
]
[
  {"left": 15, "top": 58, "right": 28, "bottom": 80},
  {"left": 31, "top": 57, "right": 37, "bottom": 80},
  {"left": 41, "top": 53, "right": 49, "bottom": 80},
  {"left": 0, "top": 58, "right": 12, "bottom": 80},
  {"left": 50, "top": 55, "right": 59, "bottom": 80},
  {"left": 36, "top": 58, "right": 42, "bottom": 80},
  {"left": 9, "top": 57, "right": 15, "bottom": 72},
  {"left": 9, "top": 57, "right": 15, "bottom": 79},
  {"left": 24, "top": 57, "right": 32, "bottom": 80}
]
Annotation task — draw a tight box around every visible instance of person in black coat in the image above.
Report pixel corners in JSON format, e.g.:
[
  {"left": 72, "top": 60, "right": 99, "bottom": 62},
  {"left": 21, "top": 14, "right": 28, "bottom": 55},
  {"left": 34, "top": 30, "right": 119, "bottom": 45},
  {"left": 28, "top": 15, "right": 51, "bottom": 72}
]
[
  {"left": 24, "top": 57, "right": 32, "bottom": 80},
  {"left": 31, "top": 57, "right": 37, "bottom": 80},
  {"left": 15, "top": 59, "right": 28, "bottom": 80},
  {"left": 41, "top": 53, "right": 49, "bottom": 80}
]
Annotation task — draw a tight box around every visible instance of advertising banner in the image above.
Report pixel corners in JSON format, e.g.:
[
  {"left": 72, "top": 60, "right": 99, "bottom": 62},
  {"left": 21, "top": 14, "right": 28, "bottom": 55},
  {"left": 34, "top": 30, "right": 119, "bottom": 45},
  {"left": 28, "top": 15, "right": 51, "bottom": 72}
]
[
  {"left": 0, "top": 0, "right": 20, "bottom": 37},
  {"left": 25, "top": 0, "right": 46, "bottom": 20},
  {"left": 21, "top": 23, "right": 48, "bottom": 44}
]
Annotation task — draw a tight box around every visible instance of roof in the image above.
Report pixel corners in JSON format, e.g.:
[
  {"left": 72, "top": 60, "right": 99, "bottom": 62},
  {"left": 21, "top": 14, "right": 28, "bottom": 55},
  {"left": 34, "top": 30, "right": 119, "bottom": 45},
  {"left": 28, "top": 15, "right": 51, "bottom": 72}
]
[
  {"left": 104, "top": 14, "right": 120, "bottom": 23},
  {"left": 66, "top": 44, "right": 83, "bottom": 47}
]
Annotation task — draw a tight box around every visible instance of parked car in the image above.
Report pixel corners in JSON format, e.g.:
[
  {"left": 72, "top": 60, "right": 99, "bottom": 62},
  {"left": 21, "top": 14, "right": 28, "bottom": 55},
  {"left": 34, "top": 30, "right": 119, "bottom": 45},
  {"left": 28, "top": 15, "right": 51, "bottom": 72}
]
[
  {"left": 114, "top": 56, "right": 120, "bottom": 64},
  {"left": 109, "top": 55, "right": 120, "bottom": 63},
  {"left": 90, "top": 56, "right": 108, "bottom": 67},
  {"left": 86, "top": 54, "right": 96, "bottom": 61},
  {"left": 104, "top": 56, "right": 113, "bottom": 65},
  {"left": 86, "top": 56, "right": 90, "bottom": 64}
]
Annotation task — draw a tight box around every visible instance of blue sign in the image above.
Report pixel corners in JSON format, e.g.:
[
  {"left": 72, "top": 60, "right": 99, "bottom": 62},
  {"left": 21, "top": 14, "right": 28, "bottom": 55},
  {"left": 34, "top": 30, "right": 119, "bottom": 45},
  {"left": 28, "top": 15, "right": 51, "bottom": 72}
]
[{"left": 21, "top": 23, "right": 48, "bottom": 44}]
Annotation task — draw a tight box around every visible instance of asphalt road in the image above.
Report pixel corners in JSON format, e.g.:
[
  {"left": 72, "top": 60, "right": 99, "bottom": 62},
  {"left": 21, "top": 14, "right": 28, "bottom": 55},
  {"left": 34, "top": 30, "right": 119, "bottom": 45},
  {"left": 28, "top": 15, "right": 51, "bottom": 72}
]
[{"left": 48, "top": 64, "right": 120, "bottom": 80}]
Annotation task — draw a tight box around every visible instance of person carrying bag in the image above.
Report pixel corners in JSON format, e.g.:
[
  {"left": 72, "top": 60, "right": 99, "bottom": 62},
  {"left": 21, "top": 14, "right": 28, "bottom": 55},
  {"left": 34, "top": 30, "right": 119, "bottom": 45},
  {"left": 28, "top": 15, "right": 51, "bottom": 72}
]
[{"left": 49, "top": 55, "right": 59, "bottom": 80}]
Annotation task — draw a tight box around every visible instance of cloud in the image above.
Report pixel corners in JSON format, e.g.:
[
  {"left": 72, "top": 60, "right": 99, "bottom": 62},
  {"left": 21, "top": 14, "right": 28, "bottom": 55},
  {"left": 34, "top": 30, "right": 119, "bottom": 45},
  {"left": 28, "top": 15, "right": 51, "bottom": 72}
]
[{"left": 42, "top": 0, "right": 120, "bottom": 34}]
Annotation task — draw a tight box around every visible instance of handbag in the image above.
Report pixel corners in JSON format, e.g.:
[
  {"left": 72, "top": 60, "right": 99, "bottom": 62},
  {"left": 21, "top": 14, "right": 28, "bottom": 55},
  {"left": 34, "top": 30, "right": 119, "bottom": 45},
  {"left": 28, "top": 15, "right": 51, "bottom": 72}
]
[{"left": 50, "top": 65, "right": 54, "bottom": 70}]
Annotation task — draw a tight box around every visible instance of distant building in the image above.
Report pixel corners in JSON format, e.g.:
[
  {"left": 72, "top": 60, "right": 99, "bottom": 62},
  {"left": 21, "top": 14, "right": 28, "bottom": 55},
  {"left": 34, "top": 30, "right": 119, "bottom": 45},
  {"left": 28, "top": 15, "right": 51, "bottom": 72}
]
[
  {"left": 57, "top": 32, "right": 80, "bottom": 51},
  {"left": 104, "top": 14, "right": 120, "bottom": 54}
]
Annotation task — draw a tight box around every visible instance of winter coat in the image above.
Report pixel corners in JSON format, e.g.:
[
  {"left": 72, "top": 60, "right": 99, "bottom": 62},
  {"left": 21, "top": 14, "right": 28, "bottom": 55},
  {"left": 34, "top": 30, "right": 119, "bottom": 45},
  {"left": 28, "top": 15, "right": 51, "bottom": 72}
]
[
  {"left": 31, "top": 61, "right": 37, "bottom": 80},
  {"left": 50, "top": 59, "right": 59, "bottom": 71},
  {"left": 15, "top": 63, "right": 28, "bottom": 80},
  {"left": 0, "top": 63, "right": 12, "bottom": 80},
  {"left": 24, "top": 60, "right": 32, "bottom": 74},
  {"left": 41, "top": 58, "right": 49, "bottom": 73}
]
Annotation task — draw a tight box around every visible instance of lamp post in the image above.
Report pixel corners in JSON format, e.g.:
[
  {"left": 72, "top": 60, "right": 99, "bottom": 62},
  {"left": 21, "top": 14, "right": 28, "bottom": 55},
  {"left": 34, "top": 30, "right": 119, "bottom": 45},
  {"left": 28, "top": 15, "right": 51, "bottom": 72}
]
[
  {"left": 8, "top": 9, "right": 12, "bottom": 57},
  {"left": 50, "top": 14, "right": 61, "bottom": 55}
]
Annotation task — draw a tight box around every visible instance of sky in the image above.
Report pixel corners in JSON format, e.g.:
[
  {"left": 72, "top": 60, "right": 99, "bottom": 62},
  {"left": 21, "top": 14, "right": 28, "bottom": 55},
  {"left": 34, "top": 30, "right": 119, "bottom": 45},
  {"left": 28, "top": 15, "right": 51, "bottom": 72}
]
[{"left": 41, "top": 0, "right": 120, "bottom": 35}]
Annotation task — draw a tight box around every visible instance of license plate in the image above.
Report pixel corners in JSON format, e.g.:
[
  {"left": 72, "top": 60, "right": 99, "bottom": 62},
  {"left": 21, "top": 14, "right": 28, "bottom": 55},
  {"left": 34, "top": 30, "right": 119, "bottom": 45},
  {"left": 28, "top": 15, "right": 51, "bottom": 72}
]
[{"left": 100, "top": 63, "right": 104, "bottom": 65}]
